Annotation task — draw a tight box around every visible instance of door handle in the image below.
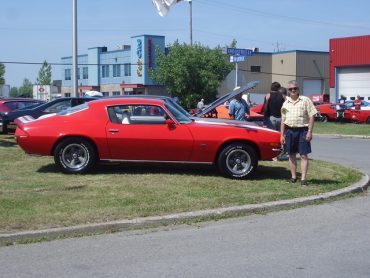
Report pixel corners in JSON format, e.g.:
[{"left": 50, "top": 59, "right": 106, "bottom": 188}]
[{"left": 109, "top": 129, "right": 119, "bottom": 133}]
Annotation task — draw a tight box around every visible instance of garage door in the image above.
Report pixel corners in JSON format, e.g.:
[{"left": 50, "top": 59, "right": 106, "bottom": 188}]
[
  {"left": 302, "top": 79, "right": 322, "bottom": 98},
  {"left": 337, "top": 67, "right": 370, "bottom": 100}
]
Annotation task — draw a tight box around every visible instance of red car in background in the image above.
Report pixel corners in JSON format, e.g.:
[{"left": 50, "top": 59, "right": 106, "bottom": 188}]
[
  {"left": 315, "top": 103, "right": 338, "bottom": 122},
  {"left": 316, "top": 102, "right": 370, "bottom": 123},
  {"left": 346, "top": 109, "right": 370, "bottom": 124},
  {"left": 0, "top": 98, "right": 45, "bottom": 113},
  {"left": 15, "top": 82, "right": 281, "bottom": 179}
]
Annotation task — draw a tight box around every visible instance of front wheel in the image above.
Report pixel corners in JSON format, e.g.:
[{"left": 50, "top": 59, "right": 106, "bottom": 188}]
[
  {"left": 54, "top": 138, "right": 97, "bottom": 174},
  {"left": 217, "top": 143, "right": 258, "bottom": 179}
]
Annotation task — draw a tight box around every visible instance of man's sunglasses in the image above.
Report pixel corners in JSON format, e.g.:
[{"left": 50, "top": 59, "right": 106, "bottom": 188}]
[{"left": 288, "top": 87, "right": 299, "bottom": 91}]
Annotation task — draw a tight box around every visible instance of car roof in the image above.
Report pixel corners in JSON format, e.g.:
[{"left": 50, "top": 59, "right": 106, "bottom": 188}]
[{"left": 90, "top": 97, "right": 165, "bottom": 107}]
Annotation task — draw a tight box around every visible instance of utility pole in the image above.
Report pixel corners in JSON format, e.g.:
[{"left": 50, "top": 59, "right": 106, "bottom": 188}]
[
  {"left": 189, "top": 0, "right": 193, "bottom": 46},
  {"left": 72, "top": 0, "right": 78, "bottom": 97}
]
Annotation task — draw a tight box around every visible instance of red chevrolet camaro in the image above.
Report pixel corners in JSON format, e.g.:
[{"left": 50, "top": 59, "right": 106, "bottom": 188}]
[{"left": 15, "top": 83, "right": 281, "bottom": 179}]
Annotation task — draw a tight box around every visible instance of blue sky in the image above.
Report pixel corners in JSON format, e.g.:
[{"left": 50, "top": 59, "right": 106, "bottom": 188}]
[{"left": 1, "top": 0, "right": 370, "bottom": 87}]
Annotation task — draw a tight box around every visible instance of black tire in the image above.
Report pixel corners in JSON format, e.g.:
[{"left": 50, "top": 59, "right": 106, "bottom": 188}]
[
  {"left": 320, "top": 115, "right": 328, "bottom": 123},
  {"left": 217, "top": 143, "right": 258, "bottom": 179},
  {"left": 54, "top": 138, "right": 97, "bottom": 174},
  {"left": 367, "top": 117, "right": 370, "bottom": 124}
]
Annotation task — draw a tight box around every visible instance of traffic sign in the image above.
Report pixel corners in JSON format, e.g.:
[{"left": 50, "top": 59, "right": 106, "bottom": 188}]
[
  {"left": 223, "top": 48, "right": 253, "bottom": 56},
  {"left": 230, "top": 56, "right": 246, "bottom": 63}
]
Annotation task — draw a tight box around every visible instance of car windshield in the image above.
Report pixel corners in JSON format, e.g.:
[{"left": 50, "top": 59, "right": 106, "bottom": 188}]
[
  {"left": 164, "top": 98, "right": 191, "bottom": 117},
  {"left": 57, "top": 102, "right": 89, "bottom": 115},
  {"left": 164, "top": 102, "right": 192, "bottom": 124}
]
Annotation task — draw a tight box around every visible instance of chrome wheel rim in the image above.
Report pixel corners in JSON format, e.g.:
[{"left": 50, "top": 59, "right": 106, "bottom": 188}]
[
  {"left": 61, "top": 143, "right": 89, "bottom": 170},
  {"left": 226, "top": 149, "right": 251, "bottom": 176}
]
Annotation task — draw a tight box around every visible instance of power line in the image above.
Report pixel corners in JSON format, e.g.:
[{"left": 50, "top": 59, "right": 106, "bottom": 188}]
[
  {"left": 238, "top": 68, "right": 329, "bottom": 80},
  {"left": 197, "top": 0, "right": 370, "bottom": 30}
]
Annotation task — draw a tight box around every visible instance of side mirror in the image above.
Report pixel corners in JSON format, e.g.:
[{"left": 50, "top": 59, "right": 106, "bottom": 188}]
[{"left": 165, "top": 118, "right": 176, "bottom": 128}]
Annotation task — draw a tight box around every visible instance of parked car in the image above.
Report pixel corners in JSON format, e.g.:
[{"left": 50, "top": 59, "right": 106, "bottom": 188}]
[
  {"left": 0, "top": 98, "right": 45, "bottom": 113},
  {"left": 316, "top": 101, "right": 370, "bottom": 123},
  {"left": 15, "top": 82, "right": 281, "bottom": 179},
  {"left": 346, "top": 109, "right": 370, "bottom": 124},
  {"left": 0, "top": 97, "right": 96, "bottom": 133},
  {"left": 191, "top": 98, "right": 264, "bottom": 122}
]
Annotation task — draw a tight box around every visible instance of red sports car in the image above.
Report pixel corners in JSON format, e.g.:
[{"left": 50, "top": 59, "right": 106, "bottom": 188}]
[
  {"left": 346, "top": 109, "right": 370, "bottom": 124},
  {"left": 15, "top": 83, "right": 281, "bottom": 179}
]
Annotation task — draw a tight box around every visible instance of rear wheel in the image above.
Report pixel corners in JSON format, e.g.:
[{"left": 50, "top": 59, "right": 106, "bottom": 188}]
[
  {"left": 54, "top": 138, "right": 97, "bottom": 174},
  {"left": 320, "top": 115, "right": 328, "bottom": 123},
  {"left": 367, "top": 117, "right": 370, "bottom": 124},
  {"left": 217, "top": 143, "right": 258, "bottom": 179}
]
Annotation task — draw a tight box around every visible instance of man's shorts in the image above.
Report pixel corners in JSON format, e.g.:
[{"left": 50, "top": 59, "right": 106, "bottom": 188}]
[{"left": 284, "top": 127, "right": 311, "bottom": 155}]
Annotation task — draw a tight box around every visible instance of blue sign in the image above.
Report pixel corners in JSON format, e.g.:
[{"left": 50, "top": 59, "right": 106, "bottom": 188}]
[
  {"left": 230, "top": 56, "right": 246, "bottom": 63},
  {"left": 223, "top": 48, "right": 253, "bottom": 56}
]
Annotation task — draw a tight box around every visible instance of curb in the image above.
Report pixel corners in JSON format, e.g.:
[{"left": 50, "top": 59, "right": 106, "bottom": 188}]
[
  {"left": 314, "top": 133, "right": 370, "bottom": 139},
  {"left": 1, "top": 174, "right": 368, "bottom": 243}
]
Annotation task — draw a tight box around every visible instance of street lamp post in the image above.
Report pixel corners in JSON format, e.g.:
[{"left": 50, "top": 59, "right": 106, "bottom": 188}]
[
  {"left": 72, "top": 0, "right": 78, "bottom": 97},
  {"left": 189, "top": 0, "right": 192, "bottom": 46}
]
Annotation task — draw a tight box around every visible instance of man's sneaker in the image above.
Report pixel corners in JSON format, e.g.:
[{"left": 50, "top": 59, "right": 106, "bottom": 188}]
[{"left": 301, "top": 180, "right": 308, "bottom": 186}]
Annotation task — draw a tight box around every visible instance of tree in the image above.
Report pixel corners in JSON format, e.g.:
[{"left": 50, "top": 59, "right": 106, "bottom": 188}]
[
  {"left": 0, "top": 63, "right": 5, "bottom": 85},
  {"left": 18, "top": 78, "right": 33, "bottom": 98},
  {"left": 36, "top": 60, "right": 52, "bottom": 85},
  {"left": 150, "top": 42, "right": 233, "bottom": 109},
  {"left": 10, "top": 87, "right": 19, "bottom": 97}
]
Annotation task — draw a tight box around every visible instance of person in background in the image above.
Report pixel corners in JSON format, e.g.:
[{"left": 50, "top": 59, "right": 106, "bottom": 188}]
[
  {"left": 263, "top": 82, "right": 285, "bottom": 131},
  {"left": 277, "top": 87, "right": 289, "bottom": 161},
  {"left": 197, "top": 98, "right": 205, "bottom": 112},
  {"left": 229, "top": 92, "right": 250, "bottom": 121},
  {"left": 336, "top": 94, "right": 346, "bottom": 120},
  {"left": 354, "top": 95, "right": 362, "bottom": 110},
  {"left": 280, "top": 80, "right": 317, "bottom": 186}
]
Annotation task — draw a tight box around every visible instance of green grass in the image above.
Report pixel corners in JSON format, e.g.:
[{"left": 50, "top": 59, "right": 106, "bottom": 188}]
[
  {"left": 314, "top": 122, "right": 370, "bottom": 136},
  {"left": 0, "top": 134, "right": 363, "bottom": 233}
]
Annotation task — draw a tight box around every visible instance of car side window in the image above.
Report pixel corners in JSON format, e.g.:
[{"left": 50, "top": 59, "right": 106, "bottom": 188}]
[
  {"left": 43, "top": 100, "right": 71, "bottom": 113},
  {"left": 4, "top": 101, "right": 17, "bottom": 110},
  {"left": 107, "top": 105, "right": 166, "bottom": 125}
]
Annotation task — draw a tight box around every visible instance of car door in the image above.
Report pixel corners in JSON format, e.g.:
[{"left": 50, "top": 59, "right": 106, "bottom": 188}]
[{"left": 105, "top": 105, "right": 194, "bottom": 161}]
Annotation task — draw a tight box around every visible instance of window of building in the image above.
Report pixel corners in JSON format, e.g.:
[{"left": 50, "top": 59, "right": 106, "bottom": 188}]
[
  {"left": 102, "top": 65, "right": 109, "bottom": 78},
  {"left": 112, "top": 91, "right": 121, "bottom": 96},
  {"left": 83, "top": 67, "right": 88, "bottom": 79},
  {"left": 102, "top": 92, "right": 109, "bottom": 97},
  {"left": 250, "top": 66, "right": 261, "bottom": 72},
  {"left": 65, "top": 93, "right": 71, "bottom": 97},
  {"left": 113, "top": 65, "right": 121, "bottom": 77},
  {"left": 77, "top": 68, "right": 80, "bottom": 80},
  {"left": 124, "top": 63, "right": 131, "bottom": 76},
  {"left": 65, "top": 69, "right": 71, "bottom": 80}
]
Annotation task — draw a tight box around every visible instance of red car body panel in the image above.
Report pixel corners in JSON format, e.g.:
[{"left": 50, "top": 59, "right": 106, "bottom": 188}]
[
  {"left": 347, "top": 109, "right": 370, "bottom": 123},
  {"left": 15, "top": 98, "right": 281, "bottom": 169}
]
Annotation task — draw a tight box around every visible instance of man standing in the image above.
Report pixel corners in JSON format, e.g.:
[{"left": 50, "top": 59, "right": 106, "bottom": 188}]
[
  {"left": 280, "top": 80, "right": 317, "bottom": 186},
  {"left": 354, "top": 95, "right": 362, "bottom": 110},
  {"left": 229, "top": 93, "right": 250, "bottom": 121},
  {"left": 197, "top": 98, "right": 205, "bottom": 112}
]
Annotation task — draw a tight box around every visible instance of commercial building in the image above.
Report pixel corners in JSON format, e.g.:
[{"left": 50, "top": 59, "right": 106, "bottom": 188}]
[
  {"left": 329, "top": 35, "right": 370, "bottom": 101},
  {"left": 61, "top": 34, "right": 329, "bottom": 104},
  {"left": 61, "top": 35, "right": 166, "bottom": 97},
  {"left": 219, "top": 50, "right": 329, "bottom": 103}
]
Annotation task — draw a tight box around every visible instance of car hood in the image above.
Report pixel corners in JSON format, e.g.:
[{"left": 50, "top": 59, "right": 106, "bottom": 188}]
[
  {"left": 192, "top": 116, "right": 279, "bottom": 133},
  {"left": 195, "top": 80, "right": 259, "bottom": 117}
]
